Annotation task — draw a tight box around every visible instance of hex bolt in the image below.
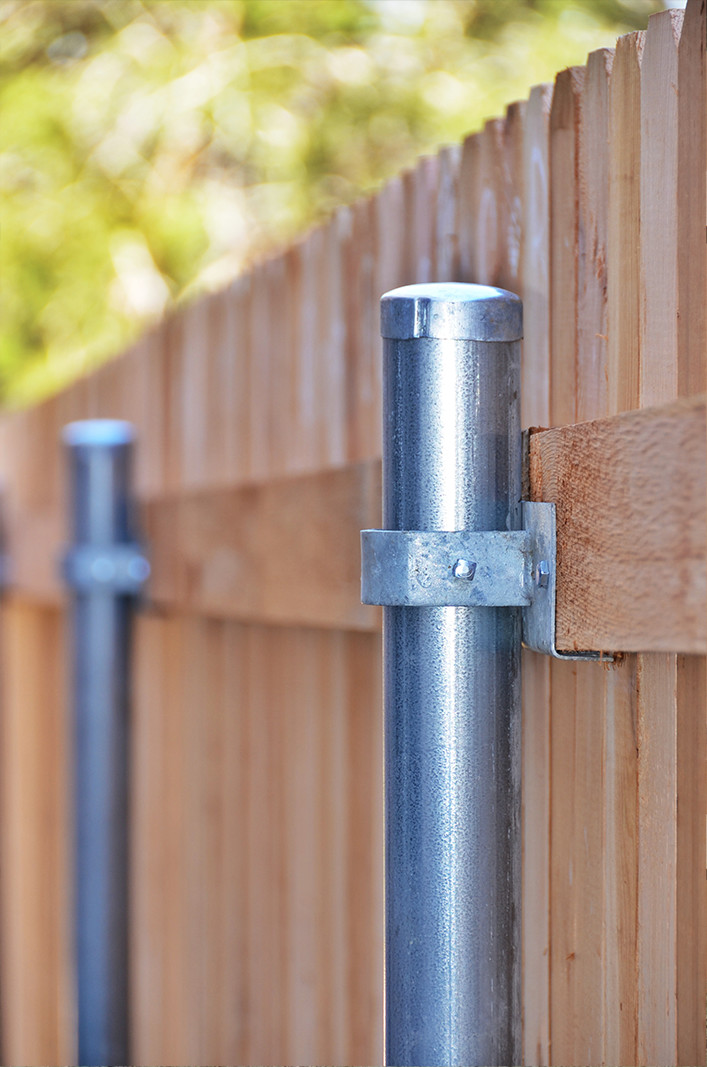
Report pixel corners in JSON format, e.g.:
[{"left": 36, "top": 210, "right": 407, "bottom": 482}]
[
  {"left": 536, "top": 559, "right": 551, "bottom": 588},
  {"left": 452, "top": 558, "right": 476, "bottom": 580}
]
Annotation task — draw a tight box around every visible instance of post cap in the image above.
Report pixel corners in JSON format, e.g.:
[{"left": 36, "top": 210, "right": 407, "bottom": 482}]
[
  {"left": 381, "top": 282, "right": 523, "bottom": 341},
  {"left": 62, "top": 419, "right": 135, "bottom": 449}
]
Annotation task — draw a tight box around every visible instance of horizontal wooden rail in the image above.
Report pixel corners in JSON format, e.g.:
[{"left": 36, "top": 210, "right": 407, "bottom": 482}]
[
  {"left": 530, "top": 394, "right": 706, "bottom": 653},
  {"left": 3, "top": 461, "right": 383, "bottom": 631},
  {"left": 143, "top": 461, "right": 381, "bottom": 631},
  {"left": 3, "top": 396, "right": 705, "bottom": 650}
]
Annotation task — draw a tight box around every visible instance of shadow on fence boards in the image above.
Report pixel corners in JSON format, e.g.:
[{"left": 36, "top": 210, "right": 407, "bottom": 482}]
[{"left": 0, "top": 3, "right": 704, "bottom": 1065}]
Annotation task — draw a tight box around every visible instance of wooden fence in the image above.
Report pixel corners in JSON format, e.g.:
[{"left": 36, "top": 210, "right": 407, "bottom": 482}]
[{"left": 0, "top": 3, "right": 705, "bottom": 1064}]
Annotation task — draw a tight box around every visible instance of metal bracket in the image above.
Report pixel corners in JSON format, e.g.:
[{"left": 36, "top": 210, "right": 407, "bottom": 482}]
[
  {"left": 361, "top": 529, "right": 533, "bottom": 607},
  {"left": 361, "top": 502, "right": 609, "bottom": 660},
  {"left": 521, "top": 502, "right": 609, "bottom": 660},
  {"left": 62, "top": 543, "right": 150, "bottom": 595}
]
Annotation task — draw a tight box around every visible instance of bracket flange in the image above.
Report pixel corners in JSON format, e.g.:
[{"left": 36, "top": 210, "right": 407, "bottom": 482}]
[
  {"left": 62, "top": 543, "right": 151, "bottom": 595},
  {"left": 521, "top": 502, "right": 608, "bottom": 660}
]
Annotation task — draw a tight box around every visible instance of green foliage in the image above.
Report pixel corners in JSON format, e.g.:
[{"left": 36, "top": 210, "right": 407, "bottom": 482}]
[{"left": 0, "top": 0, "right": 665, "bottom": 404}]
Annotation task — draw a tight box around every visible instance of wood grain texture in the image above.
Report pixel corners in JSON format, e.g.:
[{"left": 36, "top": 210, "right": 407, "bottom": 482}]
[
  {"left": 678, "top": 0, "right": 707, "bottom": 402},
  {"left": 636, "top": 13, "right": 684, "bottom": 1066},
  {"left": 548, "top": 61, "right": 606, "bottom": 1067},
  {"left": 129, "top": 616, "right": 384, "bottom": 1067},
  {"left": 2, "top": 460, "right": 381, "bottom": 629},
  {"left": 530, "top": 396, "right": 706, "bottom": 654},
  {"left": 602, "top": 33, "right": 645, "bottom": 1067},
  {"left": 549, "top": 66, "right": 585, "bottom": 430},
  {"left": 675, "top": 4, "right": 707, "bottom": 1063},
  {"left": 573, "top": 46, "right": 623, "bottom": 1067},
  {"left": 676, "top": 652, "right": 707, "bottom": 1065},
  {"left": 601, "top": 652, "right": 638, "bottom": 1067},
  {"left": 580, "top": 41, "right": 640, "bottom": 1067},
  {"left": 640, "top": 10, "right": 682, "bottom": 408},
  {"left": 608, "top": 32, "right": 644, "bottom": 415},
  {"left": 499, "top": 101, "right": 526, "bottom": 295},
  {"left": 636, "top": 648, "right": 678, "bottom": 1065},
  {"left": 577, "top": 49, "right": 612, "bottom": 425},
  {"left": 477, "top": 119, "right": 506, "bottom": 286},
  {"left": 143, "top": 461, "right": 381, "bottom": 631},
  {"left": 519, "top": 82, "right": 552, "bottom": 1067},
  {"left": 521, "top": 84, "right": 553, "bottom": 435}
]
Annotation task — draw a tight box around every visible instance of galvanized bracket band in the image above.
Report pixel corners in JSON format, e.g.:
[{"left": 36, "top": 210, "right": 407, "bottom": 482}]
[
  {"left": 62, "top": 543, "right": 150, "bottom": 595},
  {"left": 361, "top": 501, "right": 609, "bottom": 661},
  {"left": 361, "top": 529, "right": 534, "bottom": 607}
]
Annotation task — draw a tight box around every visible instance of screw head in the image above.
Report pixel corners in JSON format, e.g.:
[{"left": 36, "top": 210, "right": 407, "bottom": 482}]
[
  {"left": 452, "top": 558, "right": 476, "bottom": 580},
  {"left": 535, "top": 560, "right": 551, "bottom": 588}
]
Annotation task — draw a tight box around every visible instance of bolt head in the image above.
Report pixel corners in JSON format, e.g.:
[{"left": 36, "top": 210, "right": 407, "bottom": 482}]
[
  {"left": 452, "top": 558, "right": 476, "bottom": 580},
  {"left": 536, "top": 560, "right": 551, "bottom": 588}
]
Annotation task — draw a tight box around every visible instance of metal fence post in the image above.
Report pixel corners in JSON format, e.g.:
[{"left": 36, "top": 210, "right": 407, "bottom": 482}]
[
  {"left": 62, "top": 420, "right": 149, "bottom": 1067},
  {"left": 379, "top": 283, "right": 523, "bottom": 1066}
]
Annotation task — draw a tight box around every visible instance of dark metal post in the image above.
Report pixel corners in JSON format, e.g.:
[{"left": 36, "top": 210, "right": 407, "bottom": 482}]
[
  {"left": 380, "top": 284, "right": 523, "bottom": 1066},
  {"left": 62, "top": 420, "right": 149, "bottom": 1067}
]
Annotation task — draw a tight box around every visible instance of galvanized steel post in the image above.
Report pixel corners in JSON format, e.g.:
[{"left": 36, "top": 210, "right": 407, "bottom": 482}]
[
  {"left": 380, "top": 283, "right": 523, "bottom": 1066},
  {"left": 62, "top": 420, "right": 149, "bottom": 1067}
]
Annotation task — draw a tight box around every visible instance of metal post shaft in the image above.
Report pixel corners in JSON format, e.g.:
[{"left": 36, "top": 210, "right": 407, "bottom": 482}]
[
  {"left": 381, "top": 283, "right": 522, "bottom": 1066},
  {"left": 63, "top": 420, "right": 147, "bottom": 1067}
]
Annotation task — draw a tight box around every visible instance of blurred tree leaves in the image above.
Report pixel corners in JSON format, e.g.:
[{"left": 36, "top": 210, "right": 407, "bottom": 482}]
[{"left": 0, "top": 0, "right": 664, "bottom": 404}]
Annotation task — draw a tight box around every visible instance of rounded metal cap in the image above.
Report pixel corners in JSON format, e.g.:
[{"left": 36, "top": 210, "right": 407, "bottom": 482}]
[
  {"left": 63, "top": 419, "right": 135, "bottom": 449},
  {"left": 381, "top": 282, "right": 523, "bottom": 341}
]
